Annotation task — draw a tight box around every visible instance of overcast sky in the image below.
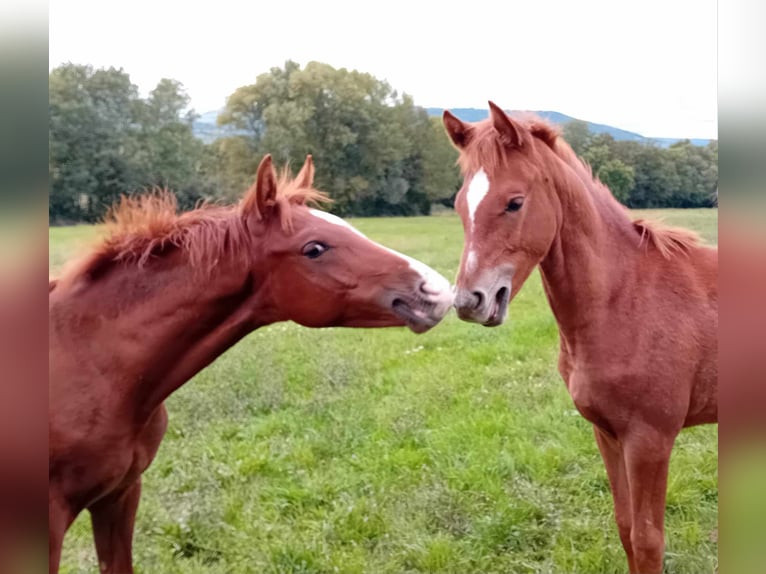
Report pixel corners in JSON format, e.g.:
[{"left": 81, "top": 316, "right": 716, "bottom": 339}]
[{"left": 49, "top": 0, "right": 717, "bottom": 139}]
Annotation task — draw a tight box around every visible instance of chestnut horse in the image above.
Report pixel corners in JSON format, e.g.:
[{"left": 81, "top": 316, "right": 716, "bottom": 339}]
[
  {"left": 49, "top": 154, "right": 453, "bottom": 574},
  {"left": 443, "top": 103, "right": 717, "bottom": 574}
]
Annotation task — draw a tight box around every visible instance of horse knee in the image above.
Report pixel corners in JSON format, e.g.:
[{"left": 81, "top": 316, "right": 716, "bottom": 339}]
[{"left": 630, "top": 522, "right": 664, "bottom": 569}]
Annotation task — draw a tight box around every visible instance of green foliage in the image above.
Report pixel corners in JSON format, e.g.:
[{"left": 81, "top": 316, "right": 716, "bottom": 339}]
[
  {"left": 422, "top": 117, "right": 461, "bottom": 206},
  {"left": 562, "top": 120, "right": 592, "bottom": 156},
  {"left": 218, "top": 61, "right": 459, "bottom": 216},
  {"left": 49, "top": 64, "right": 138, "bottom": 222},
  {"left": 49, "top": 61, "right": 717, "bottom": 223},
  {"left": 597, "top": 159, "right": 635, "bottom": 204},
  {"left": 204, "top": 136, "right": 261, "bottom": 203},
  {"left": 563, "top": 123, "right": 717, "bottom": 209},
  {"left": 667, "top": 140, "right": 719, "bottom": 207},
  {"left": 130, "top": 79, "right": 212, "bottom": 208},
  {"left": 49, "top": 64, "right": 212, "bottom": 223},
  {"left": 51, "top": 210, "right": 717, "bottom": 574}
]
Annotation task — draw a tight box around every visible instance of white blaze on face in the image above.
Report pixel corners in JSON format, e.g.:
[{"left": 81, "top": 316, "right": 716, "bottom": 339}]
[
  {"left": 465, "top": 250, "right": 478, "bottom": 274},
  {"left": 309, "top": 208, "right": 367, "bottom": 237},
  {"left": 309, "top": 208, "right": 452, "bottom": 300},
  {"left": 463, "top": 168, "right": 490, "bottom": 276},
  {"left": 466, "top": 168, "right": 490, "bottom": 231},
  {"left": 382, "top": 245, "right": 451, "bottom": 296}
]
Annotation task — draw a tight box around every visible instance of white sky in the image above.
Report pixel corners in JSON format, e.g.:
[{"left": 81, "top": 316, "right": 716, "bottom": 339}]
[{"left": 49, "top": 0, "right": 718, "bottom": 139}]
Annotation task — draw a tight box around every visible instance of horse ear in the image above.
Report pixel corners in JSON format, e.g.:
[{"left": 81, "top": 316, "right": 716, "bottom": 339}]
[
  {"left": 243, "top": 154, "right": 278, "bottom": 220},
  {"left": 294, "top": 154, "right": 315, "bottom": 195},
  {"left": 443, "top": 110, "right": 473, "bottom": 149},
  {"left": 488, "top": 101, "right": 523, "bottom": 147}
]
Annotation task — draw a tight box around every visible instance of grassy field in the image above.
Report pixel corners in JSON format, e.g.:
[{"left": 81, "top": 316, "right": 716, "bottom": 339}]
[{"left": 51, "top": 209, "right": 718, "bottom": 574}]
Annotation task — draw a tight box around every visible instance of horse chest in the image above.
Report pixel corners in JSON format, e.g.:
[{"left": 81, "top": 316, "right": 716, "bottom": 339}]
[
  {"left": 120, "top": 407, "right": 168, "bottom": 484},
  {"left": 566, "top": 371, "right": 600, "bottom": 421},
  {"left": 56, "top": 406, "right": 168, "bottom": 510},
  {"left": 561, "top": 359, "right": 623, "bottom": 435},
  {"left": 109, "top": 406, "right": 169, "bottom": 489}
]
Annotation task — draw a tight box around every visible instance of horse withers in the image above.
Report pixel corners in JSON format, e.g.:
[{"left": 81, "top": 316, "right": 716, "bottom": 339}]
[
  {"left": 48, "top": 154, "right": 453, "bottom": 574},
  {"left": 443, "top": 102, "right": 717, "bottom": 574}
]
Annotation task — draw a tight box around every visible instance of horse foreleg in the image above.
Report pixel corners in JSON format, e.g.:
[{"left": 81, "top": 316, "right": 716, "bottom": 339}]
[
  {"left": 623, "top": 426, "right": 677, "bottom": 574},
  {"left": 594, "top": 426, "right": 637, "bottom": 574},
  {"left": 89, "top": 479, "right": 141, "bottom": 574},
  {"left": 49, "top": 493, "right": 74, "bottom": 574}
]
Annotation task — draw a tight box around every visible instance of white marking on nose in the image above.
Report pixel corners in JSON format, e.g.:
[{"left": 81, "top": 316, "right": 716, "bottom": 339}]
[
  {"left": 466, "top": 169, "right": 490, "bottom": 229},
  {"left": 310, "top": 209, "right": 452, "bottom": 301},
  {"left": 384, "top": 246, "right": 452, "bottom": 296},
  {"left": 466, "top": 250, "right": 477, "bottom": 274}
]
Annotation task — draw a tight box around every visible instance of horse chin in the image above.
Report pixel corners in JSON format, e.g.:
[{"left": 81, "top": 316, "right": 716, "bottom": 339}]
[{"left": 391, "top": 298, "right": 439, "bottom": 334}]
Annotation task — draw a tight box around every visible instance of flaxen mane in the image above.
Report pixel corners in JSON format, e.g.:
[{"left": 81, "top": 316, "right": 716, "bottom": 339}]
[
  {"left": 55, "top": 167, "right": 329, "bottom": 285},
  {"left": 457, "top": 112, "right": 700, "bottom": 259}
]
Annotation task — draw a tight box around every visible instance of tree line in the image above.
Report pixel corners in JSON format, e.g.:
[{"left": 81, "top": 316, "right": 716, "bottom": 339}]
[
  {"left": 561, "top": 120, "right": 718, "bottom": 208},
  {"left": 49, "top": 61, "right": 717, "bottom": 223}
]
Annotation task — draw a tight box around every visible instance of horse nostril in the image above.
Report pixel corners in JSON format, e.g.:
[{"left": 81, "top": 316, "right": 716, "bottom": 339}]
[
  {"left": 495, "top": 286, "right": 509, "bottom": 305},
  {"left": 471, "top": 291, "right": 484, "bottom": 310},
  {"left": 419, "top": 279, "right": 436, "bottom": 296}
]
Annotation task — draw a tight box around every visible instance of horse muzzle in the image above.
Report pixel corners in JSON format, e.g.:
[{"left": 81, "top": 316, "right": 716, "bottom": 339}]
[
  {"left": 454, "top": 280, "right": 511, "bottom": 327},
  {"left": 391, "top": 274, "right": 454, "bottom": 333}
]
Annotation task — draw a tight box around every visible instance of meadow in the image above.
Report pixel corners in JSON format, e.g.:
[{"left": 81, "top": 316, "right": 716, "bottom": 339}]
[{"left": 51, "top": 209, "right": 718, "bottom": 574}]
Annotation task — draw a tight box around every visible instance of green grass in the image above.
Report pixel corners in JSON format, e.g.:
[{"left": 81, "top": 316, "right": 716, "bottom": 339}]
[{"left": 51, "top": 209, "right": 718, "bottom": 574}]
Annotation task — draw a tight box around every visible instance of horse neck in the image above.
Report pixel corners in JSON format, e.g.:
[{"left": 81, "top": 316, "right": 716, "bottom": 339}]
[
  {"left": 538, "top": 151, "right": 639, "bottom": 343},
  {"left": 67, "top": 248, "right": 276, "bottom": 423},
  {"left": 137, "top": 258, "right": 272, "bottom": 420}
]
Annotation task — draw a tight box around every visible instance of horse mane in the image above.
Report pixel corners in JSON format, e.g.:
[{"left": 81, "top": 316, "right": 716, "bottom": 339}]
[
  {"left": 55, "top": 166, "right": 330, "bottom": 285},
  {"left": 632, "top": 218, "right": 701, "bottom": 258},
  {"left": 457, "top": 112, "right": 700, "bottom": 259}
]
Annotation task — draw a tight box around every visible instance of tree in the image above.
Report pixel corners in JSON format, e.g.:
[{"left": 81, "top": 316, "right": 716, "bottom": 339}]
[
  {"left": 583, "top": 144, "right": 611, "bottom": 174},
  {"left": 420, "top": 116, "right": 461, "bottom": 206},
  {"left": 628, "top": 145, "right": 681, "bottom": 208},
  {"left": 204, "top": 136, "right": 261, "bottom": 202},
  {"left": 562, "top": 120, "right": 592, "bottom": 156},
  {"left": 217, "top": 60, "right": 299, "bottom": 140},
  {"left": 50, "top": 65, "right": 212, "bottom": 221},
  {"left": 667, "top": 140, "right": 718, "bottom": 207},
  {"left": 597, "top": 159, "right": 635, "bottom": 204},
  {"left": 218, "top": 60, "right": 442, "bottom": 215},
  {"left": 50, "top": 61, "right": 718, "bottom": 221},
  {"left": 49, "top": 64, "right": 139, "bottom": 222},
  {"left": 129, "top": 79, "right": 210, "bottom": 210}
]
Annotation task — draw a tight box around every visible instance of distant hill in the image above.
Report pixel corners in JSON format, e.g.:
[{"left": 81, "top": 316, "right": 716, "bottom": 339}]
[
  {"left": 425, "top": 108, "right": 711, "bottom": 148},
  {"left": 192, "top": 110, "right": 248, "bottom": 144},
  {"left": 192, "top": 107, "right": 712, "bottom": 147}
]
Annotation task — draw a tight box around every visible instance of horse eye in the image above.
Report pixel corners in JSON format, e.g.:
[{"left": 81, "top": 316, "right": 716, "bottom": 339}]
[
  {"left": 302, "top": 241, "right": 328, "bottom": 259},
  {"left": 506, "top": 197, "right": 524, "bottom": 212}
]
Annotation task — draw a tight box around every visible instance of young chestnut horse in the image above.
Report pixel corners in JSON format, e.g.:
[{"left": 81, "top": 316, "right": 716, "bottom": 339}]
[
  {"left": 49, "top": 154, "right": 453, "bottom": 574},
  {"left": 443, "top": 103, "right": 717, "bottom": 574}
]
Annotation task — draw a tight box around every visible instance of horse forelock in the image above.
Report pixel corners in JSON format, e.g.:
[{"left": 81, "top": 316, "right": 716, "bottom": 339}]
[
  {"left": 240, "top": 165, "right": 331, "bottom": 231},
  {"left": 456, "top": 112, "right": 560, "bottom": 175}
]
